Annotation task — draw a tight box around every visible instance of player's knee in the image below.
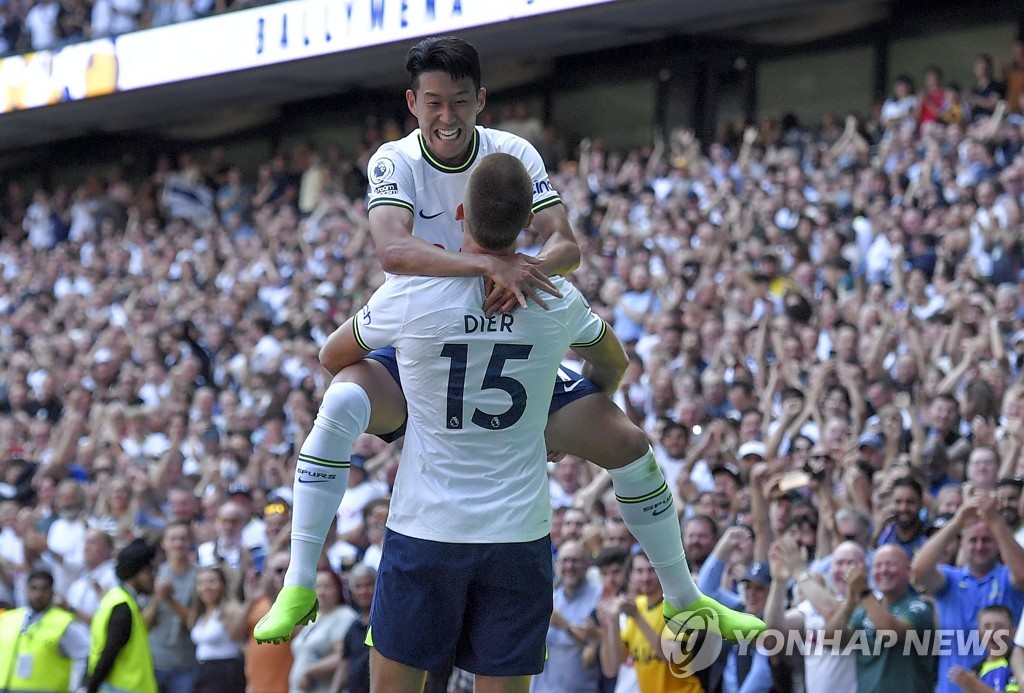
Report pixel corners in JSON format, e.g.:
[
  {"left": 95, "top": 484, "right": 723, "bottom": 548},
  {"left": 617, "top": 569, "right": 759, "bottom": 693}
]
[
  {"left": 318, "top": 381, "right": 372, "bottom": 433},
  {"left": 618, "top": 423, "right": 651, "bottom": 461}
]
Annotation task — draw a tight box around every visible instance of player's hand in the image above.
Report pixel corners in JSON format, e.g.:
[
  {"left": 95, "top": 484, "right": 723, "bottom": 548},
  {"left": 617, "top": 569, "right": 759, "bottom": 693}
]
[{"left": 483, "top": 254, "right": 561, "bottom": 315}]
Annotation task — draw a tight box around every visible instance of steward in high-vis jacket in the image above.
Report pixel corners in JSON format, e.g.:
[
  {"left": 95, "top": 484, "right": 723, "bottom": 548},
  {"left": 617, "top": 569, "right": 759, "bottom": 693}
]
[
  {"left": 83, "top": 539, "right": 158, "bottom": 693},
  {"left": 0, "top": 569, "right": 90, "bottom": 693}
]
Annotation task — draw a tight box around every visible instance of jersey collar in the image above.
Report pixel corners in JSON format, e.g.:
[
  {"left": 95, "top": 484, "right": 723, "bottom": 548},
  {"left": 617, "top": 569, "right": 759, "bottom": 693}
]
[{"left": 419, "top": 128, "right": 480, "bottom": 173}]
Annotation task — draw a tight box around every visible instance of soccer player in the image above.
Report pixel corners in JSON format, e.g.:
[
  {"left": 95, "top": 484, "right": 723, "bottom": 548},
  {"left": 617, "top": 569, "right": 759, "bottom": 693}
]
[{"left": 255, "top": 37, "right": 765, "bottom": 647}]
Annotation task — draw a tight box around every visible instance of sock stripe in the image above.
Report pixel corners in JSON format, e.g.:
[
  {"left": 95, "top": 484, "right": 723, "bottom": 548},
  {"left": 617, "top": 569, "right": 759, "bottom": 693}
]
[
  {"left": 615, "top": 482, "right": 670, "bottom": 504},
  {"left": 297, "top": 454, "right": 351, "bottom": 469}
]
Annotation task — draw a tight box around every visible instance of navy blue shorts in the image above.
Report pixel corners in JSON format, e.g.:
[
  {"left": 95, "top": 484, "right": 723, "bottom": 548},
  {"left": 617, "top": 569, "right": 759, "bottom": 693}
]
[
  {"left": 365, "top": 346, "right": 600, "bottom": 443},
  {"left": 368, "top": 528, "right": 553, "bottom": 676}
]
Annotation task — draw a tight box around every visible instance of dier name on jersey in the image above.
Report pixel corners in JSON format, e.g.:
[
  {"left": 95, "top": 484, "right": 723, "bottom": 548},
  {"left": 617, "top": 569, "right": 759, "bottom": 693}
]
[{"left": 464, "top": 313, "right": 514, "bottom": 334}]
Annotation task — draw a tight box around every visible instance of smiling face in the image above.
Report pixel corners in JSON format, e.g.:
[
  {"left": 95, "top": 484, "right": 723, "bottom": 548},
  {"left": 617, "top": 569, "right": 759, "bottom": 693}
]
[
  {"left": 892, "top": 485, "right": 922, "bottom": 529},
  {"left": 195, "top": 568, "right": 225, "bottom": 607},
  {"left": 406, "top": 71, "right": 485, "bottom": 165},
  {"left": 871, "top": 545, "right": 910, "bottom": 598}
]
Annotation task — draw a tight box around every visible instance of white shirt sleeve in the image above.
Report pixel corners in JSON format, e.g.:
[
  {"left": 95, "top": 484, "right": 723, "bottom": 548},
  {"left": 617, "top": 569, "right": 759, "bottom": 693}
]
[{"left": 351, "top": 281, "right": 407, "bottom": 350}]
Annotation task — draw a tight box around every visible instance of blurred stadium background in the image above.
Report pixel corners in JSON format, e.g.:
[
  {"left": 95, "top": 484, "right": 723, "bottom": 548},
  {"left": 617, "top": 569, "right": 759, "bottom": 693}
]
[{"left": 1, "top": 0, "right": 1020, "bottom": 184}]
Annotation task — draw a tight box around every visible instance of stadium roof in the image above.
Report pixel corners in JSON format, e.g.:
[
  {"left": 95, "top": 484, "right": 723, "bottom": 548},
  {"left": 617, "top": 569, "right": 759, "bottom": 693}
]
[{"left": 0, "top": 0, "right": 883, "bottom": 151}]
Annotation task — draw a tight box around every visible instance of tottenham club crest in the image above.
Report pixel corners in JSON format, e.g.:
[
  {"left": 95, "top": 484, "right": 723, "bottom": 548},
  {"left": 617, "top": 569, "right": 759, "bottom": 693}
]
[{"left": 371, "top": 158, "right": 395, "bottom": 185}]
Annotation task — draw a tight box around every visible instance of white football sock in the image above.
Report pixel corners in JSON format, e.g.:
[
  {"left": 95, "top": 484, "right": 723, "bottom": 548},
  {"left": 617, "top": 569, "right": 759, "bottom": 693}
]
[
  {"left": 608, "top": 447, "right": 701, "bottom": 607},
  {"left": 285, "top": 382, "right": 371, "bottom": 589}
]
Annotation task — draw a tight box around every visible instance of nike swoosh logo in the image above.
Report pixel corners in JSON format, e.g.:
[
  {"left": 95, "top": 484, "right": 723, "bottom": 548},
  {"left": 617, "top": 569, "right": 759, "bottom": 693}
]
[
  {"left": 297, "top": 478, "right": 330, "bottom": 484},
  {"left": 562, "top": 380, "right": 582, "bottom": 392},
  {"left": 652, "top": 505, "right": 672, "bottom": 516},
  {"left": 419, "top": 210, "right": 444, "bottom": 219}
]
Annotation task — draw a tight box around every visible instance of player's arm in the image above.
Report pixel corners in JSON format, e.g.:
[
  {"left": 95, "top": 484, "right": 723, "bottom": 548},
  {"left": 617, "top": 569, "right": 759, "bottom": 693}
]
[
  {"left": 530, "top": 203, "right": 581, "bottom": 277},
  {"left": 571, "top": 322, "right": 628, "bottom": 397},
  {"left": 320, "top": 317, "right": 371, "bottom": 377},
  {"left": 484, "top": 203, "right": 579, "bottom": 315},
  {"left": 369, "top": 205, "right": 558, "bottom": 309}
]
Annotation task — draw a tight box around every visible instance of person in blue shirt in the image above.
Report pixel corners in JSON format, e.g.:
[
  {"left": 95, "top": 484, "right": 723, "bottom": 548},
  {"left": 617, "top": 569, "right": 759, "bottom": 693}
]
[
  {"left": 950, "top": 604, "right": 1018, "bottom": 692},
  {"left": 875, "top": 476, "right": 928, "bottom": 558},
  {"left": 912, "top": 490, "right": 1024, "bottom": 693}
]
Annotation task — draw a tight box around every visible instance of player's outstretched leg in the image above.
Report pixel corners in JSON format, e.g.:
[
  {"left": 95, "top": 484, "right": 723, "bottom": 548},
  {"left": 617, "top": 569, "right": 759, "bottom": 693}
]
[
  {"left": 255, "top": 381, "right": 371, "bottom": 644},
  {"left": 546, "top": 395, "right": 766, "bottom": 643}
]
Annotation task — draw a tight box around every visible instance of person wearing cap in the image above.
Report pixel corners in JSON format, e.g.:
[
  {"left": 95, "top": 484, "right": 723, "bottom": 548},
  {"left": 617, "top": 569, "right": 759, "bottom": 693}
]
[
  {"left": 715, "top": 561, "right": 774, "bottom": 693},
  {"left": 83, "top": 538, "right": 158, "bottom": 693},
  {"left": 856, "top": 430, "right": 886, "bottom": 473},
  {"left": 0, "top": 569, "right": 90, "bottom": 693},
  {"left": 736, "top": 440, "right": 767, "bottom": 467},
  {"left": 827, "top": 545, "right": 937, "bottom": 693}
]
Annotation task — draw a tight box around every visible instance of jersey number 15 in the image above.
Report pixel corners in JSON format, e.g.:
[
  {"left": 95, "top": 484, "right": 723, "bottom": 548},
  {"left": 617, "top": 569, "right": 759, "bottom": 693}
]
[{"left": 440, "top": 343, "right": 533, "bottom": 430}]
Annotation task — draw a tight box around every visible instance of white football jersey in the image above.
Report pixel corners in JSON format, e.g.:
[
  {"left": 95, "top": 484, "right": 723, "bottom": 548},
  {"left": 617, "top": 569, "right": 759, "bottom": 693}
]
[
  {"left": 353, "top": 275, "right": 606, "bottom": 543},
  {"left": 366, "top": 127, "right": 561, "bottom": 253}
]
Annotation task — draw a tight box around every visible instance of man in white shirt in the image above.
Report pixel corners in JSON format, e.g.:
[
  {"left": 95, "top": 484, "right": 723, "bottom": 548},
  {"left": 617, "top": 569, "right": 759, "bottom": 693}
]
[
  {"left": 64, "top": 529, "right": 118, "bottom": 623},
  {"left": 766, "top": 539, "right": 860, "bottom": 692},
  {"left": 258, "top": 38, "right": 764, "bottom": 656},
  {"left": 43, "top": 480, "right": 88, "bottom": 598},
  {"left": 258, "top": 153, "right": 763, "bottom": 691}
]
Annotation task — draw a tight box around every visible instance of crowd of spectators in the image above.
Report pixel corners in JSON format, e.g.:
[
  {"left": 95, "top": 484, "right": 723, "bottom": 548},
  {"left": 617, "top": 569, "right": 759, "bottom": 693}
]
[
  {"left": 2, "top": 37, "right": 1024, "bottom": 693},
  {"left": 0, "top": 0, "right": 282, "bottom": 55}
]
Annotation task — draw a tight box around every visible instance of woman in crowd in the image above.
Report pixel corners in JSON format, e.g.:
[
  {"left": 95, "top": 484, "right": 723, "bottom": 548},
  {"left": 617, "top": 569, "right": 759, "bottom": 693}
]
[
  {"left": 189, "top": 565, "right": 248, "bottom": 693},
  {"left": 288, "top": 567, "right": 357, "bottom": 693}
]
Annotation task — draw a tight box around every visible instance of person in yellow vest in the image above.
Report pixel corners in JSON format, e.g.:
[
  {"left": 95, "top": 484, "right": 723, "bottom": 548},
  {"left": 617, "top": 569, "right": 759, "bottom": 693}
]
[
  {"left": 81, "top": 538, "right": 158, "bottom": 693},
  {"left": 0, "top": 569, "right": 90, "bottom": 693}
]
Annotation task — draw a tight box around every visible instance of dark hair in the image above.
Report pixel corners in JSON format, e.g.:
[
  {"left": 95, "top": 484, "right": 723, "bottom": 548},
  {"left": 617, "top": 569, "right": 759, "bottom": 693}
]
[
  {"left": 406, "top": 36, "right": 482, "bottom": 92},
  {"left": 979, "top": 604, "right": 1013, "bottom": 623},
  {"left": 594, "top": 546, "right": 630, "bottom": 569},
  {"left": 27, "top": 570, "right": 54, "bottom": 588},
  {"left": 163, "top": 519, "right": 195, "bottom": 545},
  {"left": 997, "top": 477, "right": 1024, "bottom": 491},
  {"left": 780, "top": 387, "right": 805, "bottom": 403},
  {"left": 624, "top": 550, "right": 650, "bottom": 578},
  {"left": 464, "top": 153, "right": 533, "bottom": 251},
  {"left": 683, "top": 513, "right": 720, "bottom": 541},
  {"left": 361, "top": 497, "right": 391, "bottom": 524},
  {"left": 894, "top": 74, "right": 915, "bottom": 91},
  {"left": 976, "top": 53, "right": 994, "bottom": 76},
  {"left": 892, "top": 476, "right": 924, "bottom": 499},
  {"left": 317, "top": 567, "right": 346, "bottom": 604},
  {"left": 784, "top": 515, "right": 816, "bottom": 534},
  {"left": 195, "top": 566, "right": 232, "bottom": 618}
]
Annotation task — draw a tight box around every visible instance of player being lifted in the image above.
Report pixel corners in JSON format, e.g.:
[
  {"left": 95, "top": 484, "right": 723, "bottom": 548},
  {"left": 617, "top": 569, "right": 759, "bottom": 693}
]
[{"left": 254, "top": 36, "right": 766, "bottom": 647}]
